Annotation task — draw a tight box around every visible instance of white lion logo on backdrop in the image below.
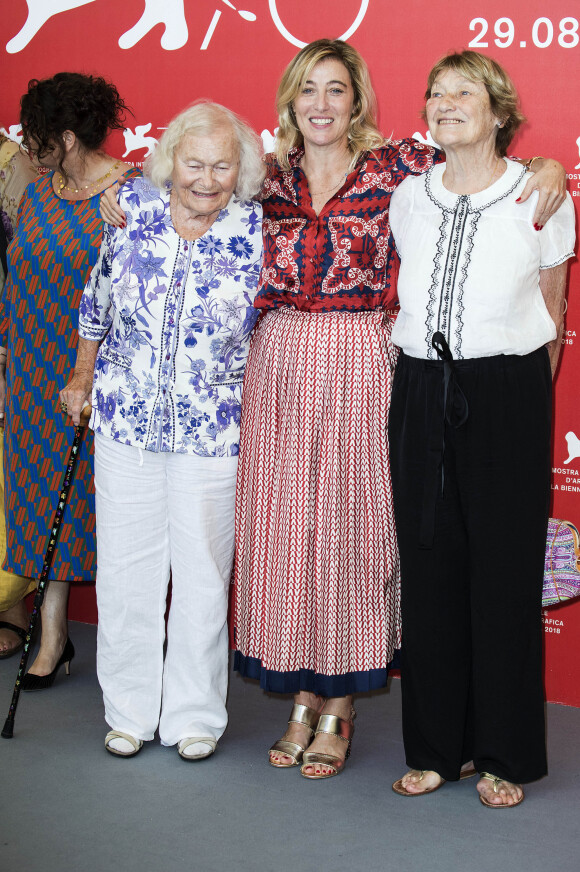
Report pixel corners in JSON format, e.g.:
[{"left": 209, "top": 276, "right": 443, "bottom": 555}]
[
  {"left": 117, "top": 0, "right": 257, "bottom": 50},
  {"left": 117, "top": 0, "right": 189, "bottom": 51},
  {"left": 6, "top": 0, "right": 369, "bottom": 52},
  {"left": 412, "top": 130, "right": 437, "bottom": 148},
  {"left": 260, "top": 128, "right": 279, "bottom": 153},
  {"left": 564, "top": 432, "right": 580, "bottom": 465},
  {"left": 0, "top": 125, "right": 23, "bottom": 143},
  {"left": 6, "top": 1, "right": 97, "bottom": 54},
  {"left": 122, "top": 125, "right": 159, "bottom": 159},
  {"left": 6, "top": 0, "right": 256, "bottom": 52}
]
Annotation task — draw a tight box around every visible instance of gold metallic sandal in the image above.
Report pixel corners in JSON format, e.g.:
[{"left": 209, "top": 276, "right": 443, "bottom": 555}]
[
  {"left": 479, "top": 772, "right": 525, "bottom": 808},
  {"left": 300, "top": 708, "right": 355, "bottom": 779},
  {"left": 268, "top": 703, "right": 321, "bottom": 768},
  {"left": 392, "top": 770, "right": 445, "bottom": 796},
  {"left": 393, "top": 764, "right": 475, "bottom": 796}
]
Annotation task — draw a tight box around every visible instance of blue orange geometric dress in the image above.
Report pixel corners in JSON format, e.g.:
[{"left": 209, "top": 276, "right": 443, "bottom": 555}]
[{"left": 0, "top": 170, "right": 139, "bottom": 580}]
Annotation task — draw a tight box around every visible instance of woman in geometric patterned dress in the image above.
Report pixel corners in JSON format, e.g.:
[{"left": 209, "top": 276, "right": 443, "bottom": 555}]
[
  {"left": 0, "top": 132, "right": 38, "bottom": 658},
  {"left": 0, "top": 72, "right": 136, "bottom": 688},
  {"left": 232, "top": 40, "right": 567, "bottom": 779}
]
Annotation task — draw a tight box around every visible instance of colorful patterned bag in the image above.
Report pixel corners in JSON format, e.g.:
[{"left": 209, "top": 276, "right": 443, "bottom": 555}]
[{"left": 543, "top": 519, "right": 580, "bottom": 608}]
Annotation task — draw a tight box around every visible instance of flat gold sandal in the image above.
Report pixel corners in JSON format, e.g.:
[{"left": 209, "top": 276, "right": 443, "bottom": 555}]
[
  {"left": 479, "top": 772, "right": 525, "bottom": 809},
  {"left": 300, "top": 708, "right": 355, "bottom": 779},
  {"left": 268, "top": 703, "right": 321, "bottom": 768},
  {"left": 392, "top": 764, "right": 476, "bottom": 796},
  {"left": 392, "top": 770, "right": 445, "bottom": 796}
]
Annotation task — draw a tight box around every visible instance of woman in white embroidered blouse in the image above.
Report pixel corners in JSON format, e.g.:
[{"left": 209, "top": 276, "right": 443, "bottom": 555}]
[
  {"left": 60, "top": 102, "right": 265, "bottom": 760},
  {"left": 388, "top": 51, "right": 575, "bottom": 807}
]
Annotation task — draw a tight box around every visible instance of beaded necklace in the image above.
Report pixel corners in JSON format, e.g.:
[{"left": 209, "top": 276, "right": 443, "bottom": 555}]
[{"left": 57, "top": 160, "right": 121, "bottom": 197}]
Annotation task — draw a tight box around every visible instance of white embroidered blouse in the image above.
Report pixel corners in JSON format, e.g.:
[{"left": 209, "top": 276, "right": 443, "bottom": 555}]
[
  {"left": 389, "top": 159, "right": 575, "bottom": 360},
  {"left": 79, "top": 175, "right": 262, "bottom": 456}
]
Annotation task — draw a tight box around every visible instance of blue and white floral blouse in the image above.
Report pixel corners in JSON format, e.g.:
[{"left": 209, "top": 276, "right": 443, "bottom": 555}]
[{"left": 78, "top": 175, "right": 262, "bottom": 456}]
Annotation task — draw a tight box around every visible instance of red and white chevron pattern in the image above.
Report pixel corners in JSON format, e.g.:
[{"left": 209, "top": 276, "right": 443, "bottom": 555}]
[{"left": 234, "top": 308, "right": 401, "bottom": 678}]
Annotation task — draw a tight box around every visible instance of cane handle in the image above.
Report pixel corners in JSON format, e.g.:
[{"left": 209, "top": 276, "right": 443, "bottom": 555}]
[
  {"left": 61, "top": 401, "right": 91, "bottom": 425},
  {"left": 80, "top": 402, "right": 91, "bottom": 425}
]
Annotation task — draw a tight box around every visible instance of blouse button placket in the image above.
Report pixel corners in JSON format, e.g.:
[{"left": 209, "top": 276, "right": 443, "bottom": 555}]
[{"left": 158, "top": 240, "right": 192, "bottom": 448}]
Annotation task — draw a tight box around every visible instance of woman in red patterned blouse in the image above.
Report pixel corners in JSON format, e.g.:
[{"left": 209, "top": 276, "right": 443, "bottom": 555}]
[{"left": 232, "top": 38, "right": 566, "bottom": 779}]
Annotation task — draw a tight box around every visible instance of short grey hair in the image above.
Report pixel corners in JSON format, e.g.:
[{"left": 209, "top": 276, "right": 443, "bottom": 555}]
[{"left": 145, "top": 101, "right": 265, "bottom": 200}]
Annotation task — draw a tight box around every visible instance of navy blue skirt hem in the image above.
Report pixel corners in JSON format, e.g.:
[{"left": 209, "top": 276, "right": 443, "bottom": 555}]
[{"left": 233, "top": 651, "right": 400, "bottom": 695}]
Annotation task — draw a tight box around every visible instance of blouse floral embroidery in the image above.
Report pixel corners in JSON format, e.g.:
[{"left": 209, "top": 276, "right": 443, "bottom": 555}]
[
  {"left": 78, "top": 175, "right": 262, "bottom": 456},
  {"left": 254, "top": 140, "right": 438, "bottom": 313}
]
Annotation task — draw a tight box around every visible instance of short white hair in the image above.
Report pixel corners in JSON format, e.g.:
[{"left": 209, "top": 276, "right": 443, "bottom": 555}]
[{"left": 145, "top": 101, "right": 265, "bottom": 200}]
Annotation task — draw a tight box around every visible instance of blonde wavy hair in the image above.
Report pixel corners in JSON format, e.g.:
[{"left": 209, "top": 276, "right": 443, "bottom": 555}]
[
  {"left": 146, "top": 101, "right": 265, "bottom": 200},
  {"left": 422, "top": 51, "right": 525, "bottom": 157},
  {"left": 275, "top": 39, "right": 385, "bottom": 171}
]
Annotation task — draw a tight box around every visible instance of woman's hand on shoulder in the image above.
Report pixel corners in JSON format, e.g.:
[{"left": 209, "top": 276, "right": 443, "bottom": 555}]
[
  {"left": 100, "top": 178, "right": 126, "bottom": 228},
  {"left": 59, "top": 371, "right": 93, "bottom": 427},
  {"left": 516, "top": 158, "right": 567, "bottom": 229}
]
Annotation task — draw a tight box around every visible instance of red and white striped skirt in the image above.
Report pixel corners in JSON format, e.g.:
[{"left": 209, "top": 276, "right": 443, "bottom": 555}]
[{"left": 233, "top": 307, "right": 401, "bottom": 695}]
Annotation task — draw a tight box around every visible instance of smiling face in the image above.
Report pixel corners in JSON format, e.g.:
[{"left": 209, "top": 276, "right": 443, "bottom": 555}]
[
  {"left": 171, "top": 126, "right": 240, "bottom": 219},
  {"left": 292, "top": 57, "right": 355, "bottom": 152},
  {"left": 425, "top": 68, "right": 502, "bottom": 155}
]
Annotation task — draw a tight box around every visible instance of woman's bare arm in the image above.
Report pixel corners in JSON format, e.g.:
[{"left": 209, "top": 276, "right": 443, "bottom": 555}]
[
  {"left": 540, "top": 261, "right": 569, "bottom": 377},
  {"left": 59, "top": 338, "right": 100, "bottom": 425}
]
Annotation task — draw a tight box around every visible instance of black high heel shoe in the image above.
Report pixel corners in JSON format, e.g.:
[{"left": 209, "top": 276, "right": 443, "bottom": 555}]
[{"left": 21, "top": 637, "right": 75, "bottom": 692}]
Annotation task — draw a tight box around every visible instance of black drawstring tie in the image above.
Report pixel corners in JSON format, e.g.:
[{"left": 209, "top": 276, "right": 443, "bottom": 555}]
[{"left": 418, "top": 332, "right": 469, "bottom": 549}]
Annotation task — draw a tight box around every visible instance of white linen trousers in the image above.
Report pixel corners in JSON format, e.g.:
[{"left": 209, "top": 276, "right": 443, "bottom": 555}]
[{"left": 94, "top": 434, "right": 237, "bottom": 746}]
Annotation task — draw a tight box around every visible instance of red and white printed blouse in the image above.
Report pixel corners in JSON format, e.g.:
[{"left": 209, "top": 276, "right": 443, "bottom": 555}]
[{"left": 254, "top": 139, "right": 439, "bottom": 313}]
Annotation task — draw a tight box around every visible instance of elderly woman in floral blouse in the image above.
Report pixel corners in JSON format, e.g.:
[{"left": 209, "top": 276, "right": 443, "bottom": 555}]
[{"left": 61, "top": 101, "right": 264, "bottom": 760}]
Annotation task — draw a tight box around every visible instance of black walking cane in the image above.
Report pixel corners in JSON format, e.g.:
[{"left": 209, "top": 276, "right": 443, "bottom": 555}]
[{"left": 1, "top": 405, "right": 91, "bottom": 738}]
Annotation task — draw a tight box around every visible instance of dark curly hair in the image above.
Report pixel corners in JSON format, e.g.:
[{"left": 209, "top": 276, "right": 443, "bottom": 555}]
[{"left": 20, "top": 72, "right": 129, "bottom": 170}]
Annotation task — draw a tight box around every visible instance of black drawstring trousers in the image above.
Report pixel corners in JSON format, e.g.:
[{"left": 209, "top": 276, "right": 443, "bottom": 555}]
[{"left": 388, "top": 346, "right": 551, "bottom": 784}]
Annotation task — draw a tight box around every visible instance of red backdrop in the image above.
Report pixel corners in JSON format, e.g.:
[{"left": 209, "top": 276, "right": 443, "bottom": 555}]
[{"left": 1, "top": 0, "right": 579, "bottom": 704}]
